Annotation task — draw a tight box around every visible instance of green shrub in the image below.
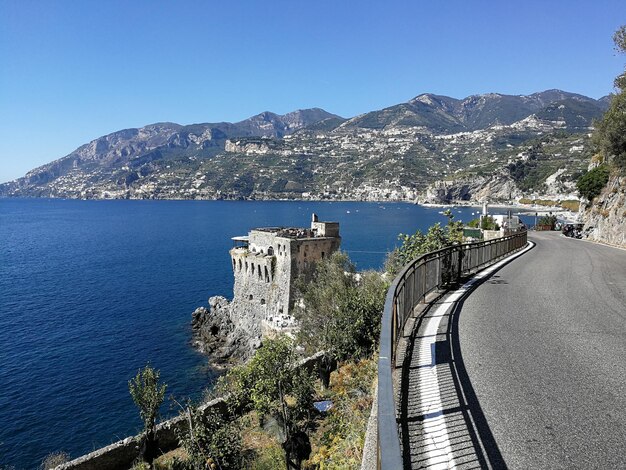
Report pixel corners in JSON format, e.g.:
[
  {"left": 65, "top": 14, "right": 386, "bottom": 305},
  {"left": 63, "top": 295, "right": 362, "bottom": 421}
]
[
  {"left": 175, "top": 405, "right": 243, "bottom": 469},
  {"left": 593, "top": 26, "right": 626, "bottom": 171},
  {"left": 219, "top": 337, "right": 316, "bottom": 469},
  {"left": 294, "top": 252, "right": 387, "bottom": 363},
  {"left": 594, "top": 85, "right": 626, "bottom": 171},
  {"left": 304, "top": 359, "right": 376, "bottom": 470},
  {"left": 128, "top": 364, "right": 167, "bottom": 467},
  {"left": 385, "top": 210, "right": 463, "bottom": 276},
  {"left": 576, "top": 165, "right": 610, "bottom": 201},
  {"left": 538, "top": 215, "right": 558, "bottom": 230}
]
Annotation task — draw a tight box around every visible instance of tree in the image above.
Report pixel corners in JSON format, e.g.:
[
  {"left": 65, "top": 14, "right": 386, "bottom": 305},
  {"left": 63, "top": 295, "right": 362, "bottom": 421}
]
[
  {"left": 385, "top": 209, "right": 464, "bottom": 276},
  {"left": 577, "top": 165, "right": 610, "bottom": 201},
  {"left": 175, "top": 404, "right": 242, "bottom": 470},
  {"left": 592, "top": 25, "right": 626, "bottom": 171},
  {"left": 480, "top": 216, "right": 500, "bottom": 231},
  {"left": 222, "top": 337, "right": 315, "bottom": 470},
  {"left": 128, "top": 364, "right": 167, "bottom": 468},
  {"left": 293, "top": 252, "right": 387, "bottom": 385},
  {"left": 593, "top": 93, "right": 626, "bottom": 171},
  {"left": 467, "top": 216, "right": 499, "bottom": 230}
]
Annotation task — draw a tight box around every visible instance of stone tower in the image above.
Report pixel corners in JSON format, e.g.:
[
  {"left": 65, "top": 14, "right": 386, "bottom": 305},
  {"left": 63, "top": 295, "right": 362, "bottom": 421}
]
[{"left": 229, "top": 214, "right": 341, "bottom": 331}]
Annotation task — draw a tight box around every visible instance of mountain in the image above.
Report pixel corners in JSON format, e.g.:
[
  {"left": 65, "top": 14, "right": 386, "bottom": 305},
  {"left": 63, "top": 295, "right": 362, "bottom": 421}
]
[
  {"left": 342, "top": 94, "right": 465, "bottom": 132},
  {"left": 534, "top": 97, "right": 607, "bottom": 127},
  {"left": 0, "top": 90, "right": 609, "bottom": 201},
  {"left": 1, "top": 109, "right": 340, "bottom": 194},
  {"left": 342, "top": 89, "right": 608, "bottom": 132}
]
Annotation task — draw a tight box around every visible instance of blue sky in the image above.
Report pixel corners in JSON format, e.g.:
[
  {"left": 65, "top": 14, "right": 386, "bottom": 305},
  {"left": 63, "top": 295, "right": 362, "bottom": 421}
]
[{"left": 1, "top": 0, "right": 625, "bottom": 183}]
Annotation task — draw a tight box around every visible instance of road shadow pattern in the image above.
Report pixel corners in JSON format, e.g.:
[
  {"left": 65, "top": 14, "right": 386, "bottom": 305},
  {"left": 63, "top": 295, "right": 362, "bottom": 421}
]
[{"left": 397, "top": 278, "right": 510, "bottom": 470}]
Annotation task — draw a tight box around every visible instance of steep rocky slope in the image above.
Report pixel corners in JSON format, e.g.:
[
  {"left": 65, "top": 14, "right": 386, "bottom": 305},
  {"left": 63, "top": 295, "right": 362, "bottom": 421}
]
[{"left": 581, "top": 173, "right": 626, "bottom": 246}]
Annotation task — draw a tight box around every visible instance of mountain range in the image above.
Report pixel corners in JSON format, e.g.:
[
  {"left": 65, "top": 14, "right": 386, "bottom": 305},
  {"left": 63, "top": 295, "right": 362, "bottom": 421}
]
[{"left": 0, "top": 90, "right": 610, "bottom": 202}]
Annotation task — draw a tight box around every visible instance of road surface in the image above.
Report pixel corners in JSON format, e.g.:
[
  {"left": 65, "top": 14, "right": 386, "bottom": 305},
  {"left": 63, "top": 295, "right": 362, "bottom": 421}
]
[{"left": 402, "top": 232, "right": 626, "bottom": 469}]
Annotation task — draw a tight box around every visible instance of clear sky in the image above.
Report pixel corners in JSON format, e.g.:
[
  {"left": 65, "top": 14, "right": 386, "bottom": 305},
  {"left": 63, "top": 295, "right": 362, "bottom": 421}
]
[{"left": 1, "top": 0, "right": 625, "bottom": 183}]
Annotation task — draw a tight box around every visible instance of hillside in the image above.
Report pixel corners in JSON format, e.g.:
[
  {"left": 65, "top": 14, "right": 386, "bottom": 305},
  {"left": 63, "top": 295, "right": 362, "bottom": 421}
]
[
  {"left": 579, "top": 26, "right": 626, "bottom": 247},
  {"left": 0, "top": 90, "right": 609, "bottom": 202}
]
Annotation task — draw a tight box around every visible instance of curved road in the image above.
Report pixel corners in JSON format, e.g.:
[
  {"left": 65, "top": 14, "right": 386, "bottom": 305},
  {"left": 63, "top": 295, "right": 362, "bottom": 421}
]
[
  {"left": 458, "top": 232, "right": 626, "bottom": 468},
  {"left": 401, "top": 232, "right": 626, "bottom": 469}
]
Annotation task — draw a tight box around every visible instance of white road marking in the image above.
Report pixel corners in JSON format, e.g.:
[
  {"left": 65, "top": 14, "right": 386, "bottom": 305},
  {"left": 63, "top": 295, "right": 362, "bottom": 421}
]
[{"left": 416, "top": 241, "right": 535, "bottom": 468}]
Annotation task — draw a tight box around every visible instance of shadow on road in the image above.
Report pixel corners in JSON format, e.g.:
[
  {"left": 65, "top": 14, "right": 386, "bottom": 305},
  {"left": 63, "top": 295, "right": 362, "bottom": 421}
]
[{"left": 397, "top": 246, "right": 534, "bottom": 469}]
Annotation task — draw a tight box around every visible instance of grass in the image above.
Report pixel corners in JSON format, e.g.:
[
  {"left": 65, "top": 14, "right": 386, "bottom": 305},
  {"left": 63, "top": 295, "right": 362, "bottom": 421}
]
[
  {"left": 303, "top": 358, "right": 377, "bottom": 470},
  {"left": 519, "top": 198, "right": 580, "bottom": 211}
]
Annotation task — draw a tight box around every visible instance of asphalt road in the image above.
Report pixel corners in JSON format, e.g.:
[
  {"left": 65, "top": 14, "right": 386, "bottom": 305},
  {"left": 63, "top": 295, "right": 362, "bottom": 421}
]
[{"left": 457, "top": 232, "right": 626, "bottom": 469}]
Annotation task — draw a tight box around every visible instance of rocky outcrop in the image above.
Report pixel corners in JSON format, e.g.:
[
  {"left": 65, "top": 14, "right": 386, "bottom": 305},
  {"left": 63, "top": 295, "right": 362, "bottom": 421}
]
[
  {"left": 225, "top": 138, "right": 272, "bottom": 155},
  {"left": 541, "top": 168, "right": 578, "bottom": 199},
  {"left": 191, "top": 296, "right": 261, "bottom": 366},
  {"left": 419, "top": 170, "right": 521, "bottom": 204},
  {"left": 581, "top": 174, "right": 626, "bottom": 247}
]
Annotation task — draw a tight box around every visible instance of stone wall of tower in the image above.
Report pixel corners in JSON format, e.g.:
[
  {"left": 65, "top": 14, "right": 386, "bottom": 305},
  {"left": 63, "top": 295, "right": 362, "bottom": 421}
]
[{"left": 228, "top": 217, "right": 341, "bottom": 332}]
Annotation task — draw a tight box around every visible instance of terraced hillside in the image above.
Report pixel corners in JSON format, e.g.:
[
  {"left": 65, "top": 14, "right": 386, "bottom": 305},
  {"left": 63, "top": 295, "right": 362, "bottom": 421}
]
[{"left": 0, "top": 90, "right": 608, "bottom": 202}]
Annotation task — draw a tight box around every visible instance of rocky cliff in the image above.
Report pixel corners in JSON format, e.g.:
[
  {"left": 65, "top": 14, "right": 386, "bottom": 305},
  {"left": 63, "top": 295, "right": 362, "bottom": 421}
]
[
  {"left": 419, "top": 169, "right": 522, "bottom": 204},
  {"left": 191, "top": 296, "right": 262, "bottom": 367},
  {"left": 581, "top": 174, "right": 626, "bottom": 246}
]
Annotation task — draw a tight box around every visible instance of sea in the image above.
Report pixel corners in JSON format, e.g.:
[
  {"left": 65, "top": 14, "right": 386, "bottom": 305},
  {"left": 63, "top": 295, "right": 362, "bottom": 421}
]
[{"left": 0, "top": 199, "right": 488, "bottom": 468}]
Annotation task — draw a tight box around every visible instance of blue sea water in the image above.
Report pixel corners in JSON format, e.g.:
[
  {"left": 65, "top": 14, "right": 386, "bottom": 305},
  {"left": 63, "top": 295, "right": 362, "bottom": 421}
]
[{"left": 0, "top": 199, "right": 482, "bottom": 469}]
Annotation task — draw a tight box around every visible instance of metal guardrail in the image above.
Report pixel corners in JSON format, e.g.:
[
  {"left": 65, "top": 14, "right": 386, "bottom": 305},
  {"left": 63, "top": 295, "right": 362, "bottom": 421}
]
[{"left": 376, "top": 230, "right": 528, "bottom": 468}]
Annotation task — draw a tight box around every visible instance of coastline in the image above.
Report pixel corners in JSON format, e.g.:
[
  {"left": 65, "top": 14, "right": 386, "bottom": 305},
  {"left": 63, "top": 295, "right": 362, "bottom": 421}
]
[{"left": 1, "top": 193, "right": 582, "bottom": 222}]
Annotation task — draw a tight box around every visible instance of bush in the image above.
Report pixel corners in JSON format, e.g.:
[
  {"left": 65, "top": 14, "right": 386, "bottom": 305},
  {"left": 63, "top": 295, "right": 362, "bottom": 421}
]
[
  {"left": 468, "top": 216, "right": 500, "bottom": 230},
  {"left": 576, "top": 165, "right": 610, "bottom": 201},
  {"left": 538, "top": 215, "right": 558, "bottom": 230},
  {"left": 304, "top": 359, "right": 377, "bottom": 470},
  {"left": 385, "top": 210, "right": 463, "bottom": 276},
  {"left": 294, "top": 252, "right": 387, "bottom": 364},
  {"left": 175, "top": 405, "right": 243, "bottom": 469},
  {"left": 219, "top": 337, "right": 316, "bottom": 470},
  {"left": 593, "top": 25, "right": 626, "bottom": 171}
]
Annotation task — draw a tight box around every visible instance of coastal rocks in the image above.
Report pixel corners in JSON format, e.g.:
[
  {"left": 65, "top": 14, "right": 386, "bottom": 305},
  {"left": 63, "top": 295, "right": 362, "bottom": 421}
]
[
  {"left": 191, "top": 296, "right": 261, "bottom": 366},
  {"left": 581, "top": 174, "right": 626, "bottom": 247},
  {"left": 420, "top": 170, "right": 521, "bottom": 204}
]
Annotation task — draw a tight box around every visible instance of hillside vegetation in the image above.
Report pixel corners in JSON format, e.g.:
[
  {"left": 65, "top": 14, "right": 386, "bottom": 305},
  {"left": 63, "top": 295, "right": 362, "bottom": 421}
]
[
  {"left": 0, "top": 90, "right": 608, "bottom": 203},
  {"left": 580, "top": 25, "right": 626, "bottom": 247}
]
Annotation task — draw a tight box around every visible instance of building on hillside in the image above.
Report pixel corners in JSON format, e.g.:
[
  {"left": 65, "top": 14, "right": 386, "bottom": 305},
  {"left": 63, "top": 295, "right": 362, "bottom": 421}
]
[
  {"left": 470, "top": 202, "right": 525, "bottom": 240},
  {"left": 490, "top": 214, "right": 524, "bottom": 232},
  {"left": 229, "top": 214, "right": 341, "bottom": 330},
  {"left": 480, "top": 203, "right": 525, "bottom": 240}
]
